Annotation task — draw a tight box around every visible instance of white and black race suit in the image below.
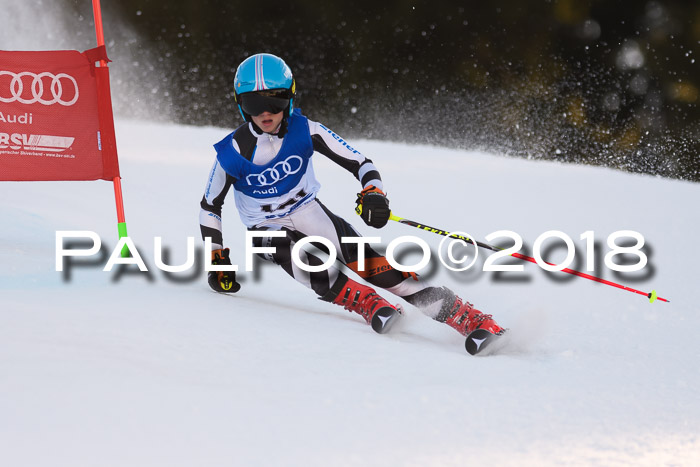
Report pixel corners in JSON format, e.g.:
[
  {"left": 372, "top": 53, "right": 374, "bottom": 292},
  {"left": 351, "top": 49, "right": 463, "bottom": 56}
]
[{"left": 199, "top": 109, "right": 451, "bottom": 312}]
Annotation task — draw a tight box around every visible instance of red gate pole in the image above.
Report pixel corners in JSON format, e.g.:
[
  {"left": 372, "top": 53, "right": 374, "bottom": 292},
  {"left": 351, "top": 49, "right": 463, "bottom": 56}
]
[{"left": 92, "top": 0, "right": 129, "bottom": 256}]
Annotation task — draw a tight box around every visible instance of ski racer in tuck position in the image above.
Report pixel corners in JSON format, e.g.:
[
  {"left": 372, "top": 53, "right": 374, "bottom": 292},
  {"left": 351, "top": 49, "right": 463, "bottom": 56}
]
[{"left": 199, "top": 53, "right": 504, "bottom": 352}]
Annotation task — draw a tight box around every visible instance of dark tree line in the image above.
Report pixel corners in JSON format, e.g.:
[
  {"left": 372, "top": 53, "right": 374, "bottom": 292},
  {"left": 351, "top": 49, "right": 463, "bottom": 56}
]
[{"left": 61, "top": 0, "right": 699, "bottom": 181}]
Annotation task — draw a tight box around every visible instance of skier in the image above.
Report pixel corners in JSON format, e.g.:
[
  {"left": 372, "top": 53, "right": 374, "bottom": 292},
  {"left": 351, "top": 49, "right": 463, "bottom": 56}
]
[{"left": 199, "top": 53, "right": 504, "bottom": 349}]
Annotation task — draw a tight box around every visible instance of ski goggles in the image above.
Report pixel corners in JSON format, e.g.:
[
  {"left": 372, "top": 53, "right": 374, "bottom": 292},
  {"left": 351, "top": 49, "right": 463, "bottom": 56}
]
[{"left": 238, "top": 89, "right": 291, "bottom": 116}]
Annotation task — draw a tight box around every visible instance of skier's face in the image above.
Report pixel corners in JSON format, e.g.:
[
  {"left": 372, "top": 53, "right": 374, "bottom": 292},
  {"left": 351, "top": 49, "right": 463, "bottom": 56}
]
[{"left": 251, "top": 111, "right": 284, "bottom": 134}]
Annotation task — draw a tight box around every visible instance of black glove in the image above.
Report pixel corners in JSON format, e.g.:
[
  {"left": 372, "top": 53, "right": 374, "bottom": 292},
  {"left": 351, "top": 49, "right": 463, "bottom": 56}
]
[
  {"left": 208, "top": 248, "right": 241, "bottom": 293},
  {"left": 355, "top": 185, "right": 391, "bottom": 228}
]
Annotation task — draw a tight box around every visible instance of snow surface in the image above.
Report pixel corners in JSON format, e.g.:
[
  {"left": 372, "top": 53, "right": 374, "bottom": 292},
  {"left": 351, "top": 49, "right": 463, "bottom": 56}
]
[{"left": 1, "top": 119, "right": 699, "bottom": 466}]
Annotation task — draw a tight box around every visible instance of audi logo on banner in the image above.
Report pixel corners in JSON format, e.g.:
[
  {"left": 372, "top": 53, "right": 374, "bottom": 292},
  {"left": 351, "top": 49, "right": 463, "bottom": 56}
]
[
  {"left": 0, "top": 71, "right": 79, "bottom": 106},
  {"left": 246, "top": 155, "right": 304, "bottom": 187}
]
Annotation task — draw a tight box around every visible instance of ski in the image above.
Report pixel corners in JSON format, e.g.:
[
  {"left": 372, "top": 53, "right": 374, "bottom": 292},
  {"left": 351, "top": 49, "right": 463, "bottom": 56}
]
[
  {"left": 465, "top": 328, "right": 506, "bottom": 355},
  {"left": 371, "top": 305, "right": 403, "bottom": 334}
]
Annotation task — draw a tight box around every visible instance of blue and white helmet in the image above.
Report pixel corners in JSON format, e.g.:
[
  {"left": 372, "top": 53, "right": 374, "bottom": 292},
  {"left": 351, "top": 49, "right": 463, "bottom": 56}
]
[{"left": 234, "top": 53, "right": 296, "bottom": 121}]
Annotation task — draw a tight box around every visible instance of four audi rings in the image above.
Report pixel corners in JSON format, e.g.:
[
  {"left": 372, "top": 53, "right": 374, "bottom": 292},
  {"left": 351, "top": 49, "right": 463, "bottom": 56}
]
[
  {"left": 246, "top": 155, "right": 304, "bottom": 186},
  {"left": 0, "top": 71, "right": 79, "bottom": 106}
]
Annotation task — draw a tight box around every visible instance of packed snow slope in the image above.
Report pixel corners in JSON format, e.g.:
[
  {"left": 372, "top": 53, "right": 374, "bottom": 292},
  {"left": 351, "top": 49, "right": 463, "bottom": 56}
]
[{"left": 1, "top": 119, "right": 698, "bottom": 466}]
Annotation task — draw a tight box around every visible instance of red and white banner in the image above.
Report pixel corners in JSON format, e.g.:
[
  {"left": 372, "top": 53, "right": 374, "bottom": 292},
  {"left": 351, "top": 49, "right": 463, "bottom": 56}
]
[{"left": 0, "top": 46, "right": 119, "bottom": 181}]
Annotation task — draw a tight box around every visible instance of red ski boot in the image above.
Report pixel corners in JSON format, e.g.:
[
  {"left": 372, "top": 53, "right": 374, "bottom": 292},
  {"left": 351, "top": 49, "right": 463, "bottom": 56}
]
[
  {"left": 443, "top": 296, "right": 505, "bottom": 337},
  {"left": 326, "top": 278, "right": 403, "bottom": 334}
]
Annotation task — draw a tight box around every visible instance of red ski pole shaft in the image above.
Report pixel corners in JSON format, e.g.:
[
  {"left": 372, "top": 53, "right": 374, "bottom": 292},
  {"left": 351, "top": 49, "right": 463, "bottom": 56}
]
[{"left": 388, "top": 214, "right": 669, "bottom": 304}]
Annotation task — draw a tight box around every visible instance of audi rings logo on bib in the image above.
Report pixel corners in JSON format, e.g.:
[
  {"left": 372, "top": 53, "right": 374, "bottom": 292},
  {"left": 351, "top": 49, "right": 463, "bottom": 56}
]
[
  {"left": 246, "top": 155, "right": 304, "bottom": 187},
  {"left": 0, "top": 71, "right": 79, "bottom": 106}
]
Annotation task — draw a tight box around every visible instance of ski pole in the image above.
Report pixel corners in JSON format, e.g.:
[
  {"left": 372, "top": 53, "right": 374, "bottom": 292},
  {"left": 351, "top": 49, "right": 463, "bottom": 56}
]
[{"left": 388, "top": 213, "right": 669, "bottom": 304}]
